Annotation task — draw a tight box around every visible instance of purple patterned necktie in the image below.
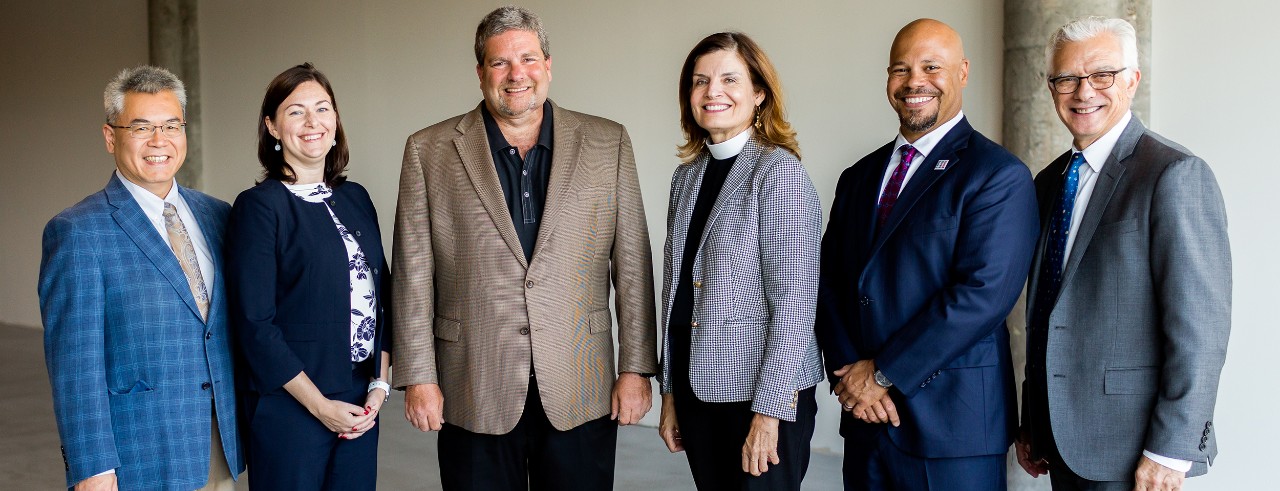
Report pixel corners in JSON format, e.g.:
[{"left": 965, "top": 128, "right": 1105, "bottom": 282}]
[{"left": 877, "top": 144, "right": 917, "bottom": 228}]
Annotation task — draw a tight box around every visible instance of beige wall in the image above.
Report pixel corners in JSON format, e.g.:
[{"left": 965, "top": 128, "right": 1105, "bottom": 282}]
[
  {"left": 1149, "top": 4, "right": 1278, "bottom": 489},
  {"left": 194, "top": 0, "right": 1003, "bottom": 451},
  {"left": 1, "top": 1, "right": 1272, "bottom": 488},
  {"left": 0, "top": 1, "right": 149, "bottom": 327}
]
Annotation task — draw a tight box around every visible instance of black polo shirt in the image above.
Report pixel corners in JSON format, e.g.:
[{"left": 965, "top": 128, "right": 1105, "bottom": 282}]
[{"left": 481, "top": 101, "right": 554, "bottom": 261}]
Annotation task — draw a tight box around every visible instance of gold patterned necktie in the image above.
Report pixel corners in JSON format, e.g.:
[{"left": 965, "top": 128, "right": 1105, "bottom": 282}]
[{"left": 163, "top": 202, "right": 209, "bottom": 320}]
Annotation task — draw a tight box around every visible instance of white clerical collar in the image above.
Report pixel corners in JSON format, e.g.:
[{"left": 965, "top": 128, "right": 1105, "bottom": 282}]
[
  {"left": 116, "top": 170, "right": 182, "bottom": 218},
  {"left": 1073, "top": 111, "right": 1132, "bottom": 174},
  {"left": 894, "top": 110, "right": 965, "bottom": 159},
  {"left": 706, "top": 127, "right": 753, "bottom": 160}
]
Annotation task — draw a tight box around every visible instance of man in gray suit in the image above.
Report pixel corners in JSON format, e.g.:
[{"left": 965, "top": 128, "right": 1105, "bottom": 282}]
[{"left": 1015, "top": 17, "right": 1231, "bottom": 491}]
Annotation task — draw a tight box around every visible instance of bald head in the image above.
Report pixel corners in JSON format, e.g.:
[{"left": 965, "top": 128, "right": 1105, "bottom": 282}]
[
  {"left": 891, "top": 19, "right": 965, "bottom": 63},
  {"left": 886, "top": 18, "right": 970, "bottom": 141}
]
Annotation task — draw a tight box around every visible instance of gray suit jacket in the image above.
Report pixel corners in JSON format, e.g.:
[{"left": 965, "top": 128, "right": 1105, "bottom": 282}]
[
  {"left": 1024, "top": 117, "right": 1231, "bottom": 480},
  {"left": 659, "top": 138, "right": 824, "bottom": 421},
  {"left": 391, "top": 101, "right": 659, "bottom": 434}
]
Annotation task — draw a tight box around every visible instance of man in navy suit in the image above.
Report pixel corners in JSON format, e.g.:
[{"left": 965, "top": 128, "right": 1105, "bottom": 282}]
[
  {"left": 815, "top": 19, "right": 1039, "bottom": 490},
  {"left": 39, "top": 66, "right": 243, "bottom": 490}
]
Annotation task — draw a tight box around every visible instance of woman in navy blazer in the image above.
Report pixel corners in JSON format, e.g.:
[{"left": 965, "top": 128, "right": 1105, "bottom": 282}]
[
  {"left": 228, "top": 63, "right": 391, "bottom": 490},
  {"left": 657, "top": 33, "right": 824, "bottom": 490}
]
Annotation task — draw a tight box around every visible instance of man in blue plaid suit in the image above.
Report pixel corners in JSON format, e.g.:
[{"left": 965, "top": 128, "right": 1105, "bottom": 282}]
[{"left": 38, "top": 66, "right": 243, "bottom": 490}]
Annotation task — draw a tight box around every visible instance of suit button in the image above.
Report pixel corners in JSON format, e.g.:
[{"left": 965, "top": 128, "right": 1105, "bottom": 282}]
[
  {"left": 328, "top": 200, "right": 336, "bottom": 206},
  {"left": 693, "top": 281, "right": 702, "bottom": 288},
  {"left": 526, "top": 280, "right": 535, "bottom": 288},
  {"left": 1206, "top": 421, "right": 1213, "bottom": 429},
  {"left": 519, "top": 327, "right": 530, "bottom": 336},
  {"left": 691, "top": 320, "right": 700, "bottom": 328},
  {"left": 205, "top": 331, "right": 212, "bottom": 340},
  {"left": 201, "top": 382, "right": 211, "bottom": 390},
  {"left": 1203, "top": 429, "right": 1210, "bottom": 436},
  {"left": 354, "top": 230, "right": 362, "bottom": 237},
  {"left": 1199, "top": 443, "right": 1207, "bottom": 451}
]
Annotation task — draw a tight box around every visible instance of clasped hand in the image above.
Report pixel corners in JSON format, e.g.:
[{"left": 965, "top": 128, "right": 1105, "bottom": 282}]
[{"left": 832, "top": 360, "right": 899, "bottom": 426}]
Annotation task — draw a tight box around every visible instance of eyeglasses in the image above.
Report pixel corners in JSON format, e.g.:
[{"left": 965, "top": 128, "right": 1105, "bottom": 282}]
[
  {"left": 108, "top": 121, "right": 187, "bottom": 139},
  {"left": 1048, "top": 68, "right": 1127, "bottom": 94}
]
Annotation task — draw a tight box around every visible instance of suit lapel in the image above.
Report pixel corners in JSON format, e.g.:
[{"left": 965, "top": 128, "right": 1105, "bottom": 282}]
[
  {"left": 1025, "top": 151, "right": 1073, "bottom": 317},
  {"left": 530, "top": 102, "right": 583, "bottom": 261},
  {"left": 182, "top": 187, "right": 222, "bottom": 325},
  {"left": 1058, "top": 118, "right": 1142, "bottom": 290},
  {"left": 671, "top": 155, "right": 706, "bottom": 271},
  {"left": 870, "top": 118, "right": 973, "bottom": 255},
  {"left": 454, "top": 105, "right": 529, "bottom": 269},
  {"left": 106, "top": 174, "right": 205, "bottom": 321},
  {"left": 697, "top": 138, "right": 762, "bottom": 253}
]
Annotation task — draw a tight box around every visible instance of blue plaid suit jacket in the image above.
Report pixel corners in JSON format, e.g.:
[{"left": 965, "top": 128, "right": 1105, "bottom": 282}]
[
  {"left": 39, "top": 173, "right": 244, "bottom": 490},
  {"left": 659, "top": 138, "right": 824, "bottom": 421}
]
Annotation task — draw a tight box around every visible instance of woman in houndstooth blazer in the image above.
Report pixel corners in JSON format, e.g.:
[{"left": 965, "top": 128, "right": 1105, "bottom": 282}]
[{"left": 658, "top": 32, "right": 825, "bottom": 490}]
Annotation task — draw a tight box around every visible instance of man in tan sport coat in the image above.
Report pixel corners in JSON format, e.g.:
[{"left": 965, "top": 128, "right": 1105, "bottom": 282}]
[{"left": 391, "top": 6, "right": 657, "bottom": 489}]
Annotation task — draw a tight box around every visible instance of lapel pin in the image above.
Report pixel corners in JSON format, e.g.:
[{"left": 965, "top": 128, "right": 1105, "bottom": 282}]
[{"left": 933, "top": 160, "right": 950, "bottom": 170}]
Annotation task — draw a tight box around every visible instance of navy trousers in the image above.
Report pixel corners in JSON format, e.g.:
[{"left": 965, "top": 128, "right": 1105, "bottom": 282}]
[
  {"left": 245, "top": 369, "right": 379, "bottom": 491},
  {"left": 843, "top": 428, "right": 1005, "bottom": 491}
]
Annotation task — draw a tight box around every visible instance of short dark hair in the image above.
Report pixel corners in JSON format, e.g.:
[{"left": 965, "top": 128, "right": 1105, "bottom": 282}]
[{"left": 256, "top": 62, "right": 348, "bottom": 187}]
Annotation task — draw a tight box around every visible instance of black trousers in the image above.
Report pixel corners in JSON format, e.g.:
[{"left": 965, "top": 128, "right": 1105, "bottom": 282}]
[
  {"left": 245, "top": 369, "right": 379, "bottom": 491},
  {"left": 673, "top": 386, "right": 817, "bottom": 491},
  {"left": 438, "top": 375, "right": 618, "bottom": 491}
]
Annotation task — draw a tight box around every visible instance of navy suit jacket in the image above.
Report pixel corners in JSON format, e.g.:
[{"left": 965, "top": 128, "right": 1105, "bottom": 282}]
[
  {"left": 227, "top": 180, "right": 391, "bottom": 396},
  {"left": 39, "top": 173, "right": 243, "bottom": 489},
  {"left": 816, "top": 117, "right": 1039, "bottom": 458}
]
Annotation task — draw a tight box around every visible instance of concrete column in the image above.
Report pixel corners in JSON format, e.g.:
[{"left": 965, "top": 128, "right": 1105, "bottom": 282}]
[
  {"left": 148, "top": 0, "right": 202, "bottom": 190},
  {"left": 1003, "top": 2, "right": 1150, "bottom": 490}
]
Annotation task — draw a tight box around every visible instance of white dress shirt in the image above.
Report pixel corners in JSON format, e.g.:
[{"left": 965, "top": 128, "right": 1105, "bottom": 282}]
[
  {"left": 1056, "top": 112, "right": 1191, "bottom": 474},
  {"left": 879, "top": 111, "right": 966, "bottom": 198},
  {"left": 117, "top": 171, "right": 215, "bottom": 288}
]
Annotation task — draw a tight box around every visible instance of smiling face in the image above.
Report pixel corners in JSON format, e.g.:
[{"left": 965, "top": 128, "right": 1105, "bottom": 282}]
[
  {"left": 103, "top": 90, "right": 186, "bottom": 197},
  {"left": 886, "top": 19, "right": 969, "bottom": 142},
  {"left": 689, "top": 49, "right": 765, "bottom": 144},
  {"left": 265, "top": 80, "right": 336, "bottom": 170},
  {"left": 1050, "top": 33, "right": 1139, "bottom": 150},
  {"left": 477, "top": 29, "right": 552, "bottom": 122}
]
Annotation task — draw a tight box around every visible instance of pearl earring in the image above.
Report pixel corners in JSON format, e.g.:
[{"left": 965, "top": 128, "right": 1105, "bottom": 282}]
[
  {"left": 274, "top": 139, "right": 281, "bottom": 151},
  {"left": 332, "top": 140, "right": 337, "bottom": 147}
]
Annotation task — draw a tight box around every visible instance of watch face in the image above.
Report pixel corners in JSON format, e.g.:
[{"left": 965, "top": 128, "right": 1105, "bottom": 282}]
[{"left": 874, "top": 370, "right": 892, "bottom": 388}]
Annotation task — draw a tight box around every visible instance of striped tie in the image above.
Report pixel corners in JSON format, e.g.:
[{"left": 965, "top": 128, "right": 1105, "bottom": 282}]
[{"left": 876, "top": 144, "right": 917, "bottom": 229}]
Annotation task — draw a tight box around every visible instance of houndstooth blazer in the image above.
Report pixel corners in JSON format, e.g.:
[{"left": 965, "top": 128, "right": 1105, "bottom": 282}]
[
  {"left": 659, "top": 137, "right": 824, "bottom": 421},
  {"left": 391, "top": 101, "right": 658, "bottom": 435}
]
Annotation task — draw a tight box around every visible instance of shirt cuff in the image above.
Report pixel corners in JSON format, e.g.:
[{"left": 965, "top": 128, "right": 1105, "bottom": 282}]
[{"left": 1143, "top": 450, "right": 1193, "bottom": 473}]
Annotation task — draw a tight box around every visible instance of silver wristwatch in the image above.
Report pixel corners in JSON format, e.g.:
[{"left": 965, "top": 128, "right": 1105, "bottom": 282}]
[{"left": 873, "top": 369, "right": 893, "bottom": 388}]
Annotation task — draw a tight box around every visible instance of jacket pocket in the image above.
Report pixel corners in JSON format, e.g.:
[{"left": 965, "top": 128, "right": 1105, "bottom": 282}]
[
  {"left": 1097, "top": 217, "right": 1139, "bottom": 235},
  {"left": 1104, "top": 367, "right": 1158, "bottom": 394},
  {"left": 108, "top": 379, "right": 154, "bottom": 395},
  {"left": 435, "top": 316, "right": 461, "bottom": 342},
  {"left": 588, "top": 309, "right": 612, "bottom": 334}
]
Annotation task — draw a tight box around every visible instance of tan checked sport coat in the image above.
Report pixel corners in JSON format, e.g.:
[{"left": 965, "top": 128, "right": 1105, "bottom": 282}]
[{"left": 391, "top": 101, "right": 659, "bottom": 434}]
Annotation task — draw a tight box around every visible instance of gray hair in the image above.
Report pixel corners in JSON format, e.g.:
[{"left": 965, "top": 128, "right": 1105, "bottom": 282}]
[
  {"left": 103, "top": 65, "right": 187, "bottom": 124},
  {"left": 1046, "top": 16, "right": 1139, "bottom": 77},
  {"left": 474, "top": 6, "right": 550, "bottom": 65}
]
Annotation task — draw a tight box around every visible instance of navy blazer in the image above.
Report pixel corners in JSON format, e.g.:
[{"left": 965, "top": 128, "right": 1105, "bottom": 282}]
[
  {"left": 228, "top": 180, "right": 391, "bottom": 395},
  {"left": 39, "top": 173, "right": 244, "bottom": 489},
  {"left": 815, "top": 118, "right": 1039, "bottom": 458}
]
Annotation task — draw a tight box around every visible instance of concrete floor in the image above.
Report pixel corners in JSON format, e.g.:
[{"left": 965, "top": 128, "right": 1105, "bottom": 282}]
[{"left": 3, "top": 323, "right": 842, "bottom": 489}]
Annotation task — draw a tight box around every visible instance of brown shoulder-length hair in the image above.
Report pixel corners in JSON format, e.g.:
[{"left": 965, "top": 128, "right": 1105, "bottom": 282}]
[
  {"left": 677, "top": 32, "right": 799, "bottom": 162},
  {"left": 257, "top": 62, "right": 349, "bottom": 187}
]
